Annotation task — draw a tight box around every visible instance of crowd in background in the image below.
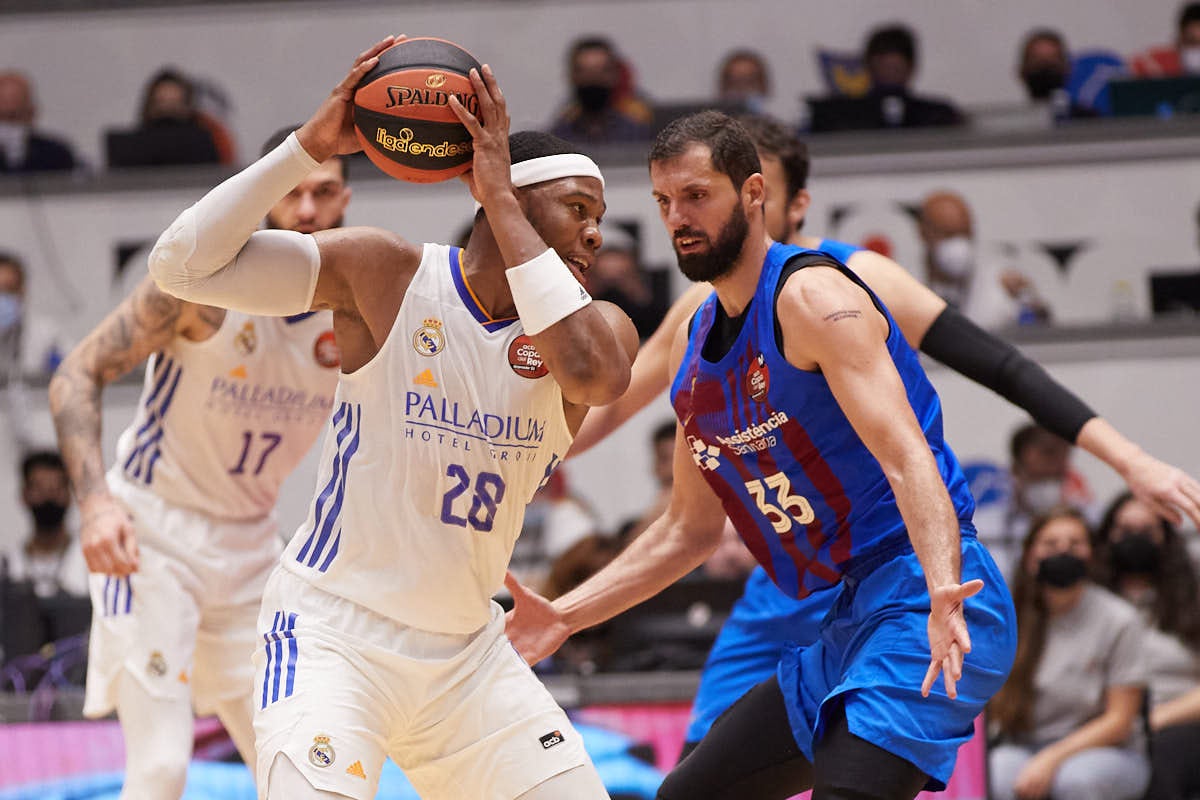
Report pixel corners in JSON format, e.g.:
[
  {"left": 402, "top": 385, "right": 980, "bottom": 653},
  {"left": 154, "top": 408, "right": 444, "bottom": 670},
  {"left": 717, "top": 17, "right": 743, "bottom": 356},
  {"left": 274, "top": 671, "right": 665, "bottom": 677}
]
[{"left": 3, "top": 4, "right": 1200, "bottom": 799}]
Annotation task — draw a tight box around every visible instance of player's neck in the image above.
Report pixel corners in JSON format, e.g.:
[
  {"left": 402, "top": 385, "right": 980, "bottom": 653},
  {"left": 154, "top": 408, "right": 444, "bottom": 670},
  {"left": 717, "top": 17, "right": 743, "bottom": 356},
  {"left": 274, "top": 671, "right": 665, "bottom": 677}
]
[
  {"left": 461, "top": 238, "right": 518, "bottom": 321},
  {"left": 711, "top": 232, "right": 772, "bottom": 317},
  {"left": 791, "top": 233, "right": 822, "bottom": 250}
]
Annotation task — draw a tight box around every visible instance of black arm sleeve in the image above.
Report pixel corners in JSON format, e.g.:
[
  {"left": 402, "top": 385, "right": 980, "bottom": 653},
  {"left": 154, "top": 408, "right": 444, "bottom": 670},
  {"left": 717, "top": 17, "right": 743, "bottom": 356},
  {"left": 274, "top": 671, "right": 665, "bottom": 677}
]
[{"left": 919, "top": 306, "right": 1097, "bottom": 443}]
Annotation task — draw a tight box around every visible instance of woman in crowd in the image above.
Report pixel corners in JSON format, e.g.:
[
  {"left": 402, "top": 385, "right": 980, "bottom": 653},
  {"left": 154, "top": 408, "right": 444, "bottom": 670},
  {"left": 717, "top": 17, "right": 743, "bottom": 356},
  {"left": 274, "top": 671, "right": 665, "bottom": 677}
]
[
  {"left": 988, "top": 506, "right": 1149, "bottom": 800},
  {"left": 1095, "top": 492, "right": 1200, "bottom": 800}
]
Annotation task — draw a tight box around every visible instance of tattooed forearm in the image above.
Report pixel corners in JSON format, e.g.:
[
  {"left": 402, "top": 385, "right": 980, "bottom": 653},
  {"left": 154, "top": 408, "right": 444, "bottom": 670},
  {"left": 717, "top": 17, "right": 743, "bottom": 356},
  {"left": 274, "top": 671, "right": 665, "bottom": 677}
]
[
  {"left": 49, "top": 276, "right": 191, "bottom": 507},
  {"left": 823, "top": 310, "right": 862, "bottom": 322}
]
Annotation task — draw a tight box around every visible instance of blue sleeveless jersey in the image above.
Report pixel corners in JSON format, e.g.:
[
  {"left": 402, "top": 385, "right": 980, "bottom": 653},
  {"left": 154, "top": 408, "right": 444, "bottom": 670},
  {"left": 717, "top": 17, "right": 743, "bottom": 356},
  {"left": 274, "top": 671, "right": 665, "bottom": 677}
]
[{"left": 670, "top": 242, "right": 974, "bottom": 600}]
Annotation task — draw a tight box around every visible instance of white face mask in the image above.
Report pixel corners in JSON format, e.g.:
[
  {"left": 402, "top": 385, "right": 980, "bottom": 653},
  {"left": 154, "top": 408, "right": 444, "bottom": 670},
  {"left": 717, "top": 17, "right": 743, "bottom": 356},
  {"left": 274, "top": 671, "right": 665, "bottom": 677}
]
[
  {"left": 933, "top": 235, "right": 975, "bottom": 279},
  {"left": 1020, "top": 478, "right": 1063, "bottom": 515},
  {"left": 0, "top": 292, "right": 21, "bottom": 333},
  {"left": 1181, "top": 46, "right": 1200, "bottom": 74}
]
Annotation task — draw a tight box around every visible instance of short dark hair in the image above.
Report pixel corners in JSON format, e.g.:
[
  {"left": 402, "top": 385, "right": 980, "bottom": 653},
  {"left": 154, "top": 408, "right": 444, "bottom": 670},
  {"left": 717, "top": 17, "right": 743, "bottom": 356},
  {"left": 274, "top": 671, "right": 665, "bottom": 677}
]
[
  {"left": 1019, "top": 28, "right": 1068, "bottom": 64},
  {"left": 718, "top": 49, "right": 771, "bottom": 93},
  {"left": 261, "top": 126, "right": 348, "bottom": 182},
  {"left": 865, "top": 24, "right": 917, "bottom": 67},
  {"left": 21, "top": 450, "right": 65, "bottom": 484},
  {"left": 509, "top": 130, "right": 588, "bottom": 165},
  {"left": 1180, "top": 2, "right": 1200, "bottom": 32},
  {"left": 652, "top": 420, "right": 676, "bottom": 446},
  {"left": 1009, "top": 423, "right": 1063, "bottom": 464},
  {"left": 139, "top": 66, "right": 195, "bottom": 123},
  {"left": 734, "top": 113, "right": 809, "bottom": 200},
  {"left": 567, "top": 36, "right": 617, "bottom": 67},
  {"left": 648, "top": 110, "right": 761, "bottom": 193},
  {"left": 0, "top": 250, "right": 25, "bottom": 277}
]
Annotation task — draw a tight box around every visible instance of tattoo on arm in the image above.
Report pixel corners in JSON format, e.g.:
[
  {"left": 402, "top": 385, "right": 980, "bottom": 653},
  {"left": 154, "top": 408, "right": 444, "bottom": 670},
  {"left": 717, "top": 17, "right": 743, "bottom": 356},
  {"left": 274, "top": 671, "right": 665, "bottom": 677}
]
[
  {"left": 49, "top": 278, "right": 188, "bottom": 506},
  {"left": 823, "top": 310, "right": 863, "bottom": 322}
]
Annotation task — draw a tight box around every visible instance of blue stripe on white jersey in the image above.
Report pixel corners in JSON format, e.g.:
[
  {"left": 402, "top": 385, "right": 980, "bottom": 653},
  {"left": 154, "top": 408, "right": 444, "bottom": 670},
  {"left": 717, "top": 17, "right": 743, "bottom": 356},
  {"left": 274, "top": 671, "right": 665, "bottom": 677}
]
[
  {"left": 101, "top": 576, "right": 133, "bottom": 616},
  {"left": 123, "top": 353, "right": 183, "bottom": 485},
  {"left": 295, "top": 402, "right": 361, "bottom": 573},
  {"left": 260, "top": 610, "right": 298, "bottom": 709}
]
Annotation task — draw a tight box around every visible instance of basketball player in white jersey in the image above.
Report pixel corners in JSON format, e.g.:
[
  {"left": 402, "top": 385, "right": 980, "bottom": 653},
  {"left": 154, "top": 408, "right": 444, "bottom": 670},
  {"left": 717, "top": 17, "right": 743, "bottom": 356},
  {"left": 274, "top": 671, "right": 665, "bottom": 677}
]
[
  {"left": 147, "top": 38, "right": 638, "bottom": 800},
  {"left": 48, "top": 129, "right": 350, "bottom": 799}
]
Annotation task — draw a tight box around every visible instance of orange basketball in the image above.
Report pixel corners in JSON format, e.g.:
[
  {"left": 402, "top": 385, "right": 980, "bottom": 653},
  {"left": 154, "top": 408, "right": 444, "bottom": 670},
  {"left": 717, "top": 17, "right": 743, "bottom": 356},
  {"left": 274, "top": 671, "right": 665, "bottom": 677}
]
[{"left": 353, "top": 37, "right": 481, "bottom": 183}]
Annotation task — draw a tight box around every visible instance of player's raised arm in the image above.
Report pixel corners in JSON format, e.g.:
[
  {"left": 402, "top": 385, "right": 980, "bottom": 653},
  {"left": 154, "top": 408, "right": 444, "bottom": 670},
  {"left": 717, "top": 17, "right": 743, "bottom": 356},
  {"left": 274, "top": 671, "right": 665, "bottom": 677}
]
[
  {"left": 506, "top": 320, "right": 726, "bottom": 665},
  {"left": 449, "top": 65, "right": 637, "bottom": 407},
  {"left": 148, "top": 36, "right": 413, "bottom": 321},
  {"left": 778, "top": 265, "right": 980, "bottom": 698}
]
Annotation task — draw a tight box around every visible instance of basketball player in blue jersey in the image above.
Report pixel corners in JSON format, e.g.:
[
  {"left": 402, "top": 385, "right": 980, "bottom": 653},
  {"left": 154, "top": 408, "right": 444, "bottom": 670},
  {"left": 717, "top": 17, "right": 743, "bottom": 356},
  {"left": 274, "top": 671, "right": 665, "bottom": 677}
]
[
  {"left": 47, "top": 127, "right": 349, "bottom": 800},
  {"left": 565, "top": 112, "right": 1200, "bottom": 759},
  {"left": 508, "top": 109, "right": 1020, "bottom": 798},
  {"left": 148, "top": 38, "right": 637, "bottom": 800}
]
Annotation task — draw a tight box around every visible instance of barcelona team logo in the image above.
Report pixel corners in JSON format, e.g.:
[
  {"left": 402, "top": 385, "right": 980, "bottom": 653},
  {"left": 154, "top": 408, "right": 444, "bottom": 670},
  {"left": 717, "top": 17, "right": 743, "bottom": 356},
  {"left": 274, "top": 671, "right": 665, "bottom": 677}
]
[
  {"left": 745, "top": 353, "right": 770, "bottom": 402},
  {"left": 413, "top": 318, "right": 446, "bottom": 357}
]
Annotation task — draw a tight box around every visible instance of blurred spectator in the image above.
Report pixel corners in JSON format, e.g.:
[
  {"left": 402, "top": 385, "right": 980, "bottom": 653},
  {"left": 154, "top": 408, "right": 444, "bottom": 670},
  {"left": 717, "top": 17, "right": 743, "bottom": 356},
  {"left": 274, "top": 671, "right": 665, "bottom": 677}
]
[
  {"left": 988, "top": 507, "right": 1150, "bottom": 800},
  {"left": 1130, "top": 1, "right": 1200, "bottom": 77},
  {"left": 1094, "top": 492, "right": 1200, "bottom": 800},
  {"left": 538, "top": 534, "right": 622, "bottom": 675},
  {"left": 917, "top": 190, "right": 1051, "bottom": 329},
  {"left": 615, "top": 421, "right": 676, "bottom": 547},
  {"left": 589, "top": 223, "right": 670, "bottom": 341},
  {"left": 976, "top": 423, "right": 1094, "bottom": 580},
  {"left": 1017, "top": 29, "right": 1099, "bottom": 119},
  {"left": 699, "top": 517, "right": 757, "bottom": 581},
  {"left": 548, "top": 36, "right": 653, "bottom": 146},
  {"left": 4, "top": 451, "right": 87, "bottom": 599},
  {"left": 716, "top": 49, "right": 771, "bottom": 114},
  {"left": 0, "top": 71, "right": 78, "bottom": 173},
  {"left": 807, "top": 24, "right": 965, "bottom": 132},
  {"left": 190, "top": 75, "right": 238, "bottom": 165},
  {"left": 0, "top": 251, "right": 73, "bottom": 381},
  {"left": 106, "top": 67, "right": 219, "bottom": 168},
  {"left": 512, "top": 466, "right": 600, "bottom": 585}
]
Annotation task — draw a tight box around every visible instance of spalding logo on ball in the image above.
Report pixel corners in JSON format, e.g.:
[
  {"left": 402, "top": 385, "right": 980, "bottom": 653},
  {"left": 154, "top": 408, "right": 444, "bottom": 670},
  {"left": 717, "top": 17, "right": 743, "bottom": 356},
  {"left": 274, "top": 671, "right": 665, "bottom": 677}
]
[{"left": 353, "top": 37, "right": 482, "bottom": 183}]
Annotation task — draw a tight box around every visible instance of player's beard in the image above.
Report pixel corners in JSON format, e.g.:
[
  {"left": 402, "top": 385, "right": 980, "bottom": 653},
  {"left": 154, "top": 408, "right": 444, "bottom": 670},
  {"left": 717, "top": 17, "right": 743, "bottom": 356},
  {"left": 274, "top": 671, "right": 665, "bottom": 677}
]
[{"left": 674, "top": 203, "right": 749, "bottom": 284}]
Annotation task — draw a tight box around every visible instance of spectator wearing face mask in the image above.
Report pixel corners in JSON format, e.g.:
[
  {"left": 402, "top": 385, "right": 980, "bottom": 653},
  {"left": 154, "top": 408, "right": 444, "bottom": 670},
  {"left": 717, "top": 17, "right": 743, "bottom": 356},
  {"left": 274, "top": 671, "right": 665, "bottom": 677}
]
[
  {"left": 0, "top": 71, "right": 78, "bottom": 174},
  {"left": 0, "top": 251, "right": 73, "bottom": 382},
  {"left": 918, "top": 190, "right": 1051, "bottom": 329},
  {"left": 1017, "top": 29, "right": 1100, "bottom": 120},
  {"left": 106, "top": 67, "right": 219, "bottom": 168},
  {"left": 1130, "top": 2, "right": 1200, "bottom": 77},
  {"left": 547, "top": 36, "right": 653, "bottom": 146},
  {"left": 1094, "top": 492, "right": 1200, "bottom": 800},
  {"left": 715, "top": 49, "right": 772, "bottom": 116},
  {"left": 988, "top": 506, "right": 1150, "bottom": 800},
  {"left": 4, "top": 450, "right": 88, "bottom": 600}
]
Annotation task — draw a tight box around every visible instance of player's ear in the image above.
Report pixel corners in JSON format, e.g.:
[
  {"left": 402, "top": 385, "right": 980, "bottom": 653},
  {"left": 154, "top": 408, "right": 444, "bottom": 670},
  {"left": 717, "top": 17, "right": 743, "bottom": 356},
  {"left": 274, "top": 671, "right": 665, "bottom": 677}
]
[
  {"left": 742, "top": 172, "right": 766, "bottom": 211},
  {"left": 786, "top": 188, "right": 811, "bottom": 233}
]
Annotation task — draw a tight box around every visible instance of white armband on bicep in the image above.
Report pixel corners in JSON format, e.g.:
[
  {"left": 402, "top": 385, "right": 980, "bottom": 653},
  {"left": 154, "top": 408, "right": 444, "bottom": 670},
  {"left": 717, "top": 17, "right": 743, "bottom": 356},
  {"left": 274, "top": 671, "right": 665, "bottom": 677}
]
[{"left": 150, "top": 228, "right": 321, "bottom": 316}]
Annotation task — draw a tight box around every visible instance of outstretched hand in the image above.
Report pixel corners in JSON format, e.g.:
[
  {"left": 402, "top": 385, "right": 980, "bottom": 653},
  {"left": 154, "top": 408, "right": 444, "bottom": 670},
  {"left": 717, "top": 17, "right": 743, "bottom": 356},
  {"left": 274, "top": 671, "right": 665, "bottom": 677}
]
[
  {"left": 447, "top": 64, "right": 513, "bottom": 209},
  {"left": 1122, "top": 449, "right": 1200, "bottom": 530},
  {"left": 922, "top": 579, "right": 984, "bottom": 699},
  {"left": 503, "top": 571, "right": 571, "bottom": 667},
  {"left": 296, "top": 35, "right": 404, "bottom": 162}
]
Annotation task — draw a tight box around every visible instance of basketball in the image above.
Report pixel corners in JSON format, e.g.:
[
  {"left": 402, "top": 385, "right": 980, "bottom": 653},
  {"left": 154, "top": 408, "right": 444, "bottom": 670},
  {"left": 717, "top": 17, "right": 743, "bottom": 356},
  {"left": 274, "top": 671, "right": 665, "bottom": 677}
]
[{"left": 353, "top": 37, "right": 482, "bottom": 183}]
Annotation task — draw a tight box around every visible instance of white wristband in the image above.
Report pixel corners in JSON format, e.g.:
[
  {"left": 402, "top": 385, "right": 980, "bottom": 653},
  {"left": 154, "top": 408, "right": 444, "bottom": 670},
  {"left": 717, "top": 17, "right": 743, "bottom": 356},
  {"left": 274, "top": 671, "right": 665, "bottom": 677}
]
[{"left": 506, "top": 248, "right": 592, "bottom": 335}]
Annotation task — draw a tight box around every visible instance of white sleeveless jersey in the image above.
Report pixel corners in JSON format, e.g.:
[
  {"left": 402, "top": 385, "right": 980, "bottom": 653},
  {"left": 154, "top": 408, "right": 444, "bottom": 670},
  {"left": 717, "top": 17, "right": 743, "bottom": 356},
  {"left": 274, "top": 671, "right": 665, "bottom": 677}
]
[
  {"left": 279, "top": 244, "right": 574, "bottom": 634},
  {"left": 112, "top": 310, "right": 340, "bottom": 521}
]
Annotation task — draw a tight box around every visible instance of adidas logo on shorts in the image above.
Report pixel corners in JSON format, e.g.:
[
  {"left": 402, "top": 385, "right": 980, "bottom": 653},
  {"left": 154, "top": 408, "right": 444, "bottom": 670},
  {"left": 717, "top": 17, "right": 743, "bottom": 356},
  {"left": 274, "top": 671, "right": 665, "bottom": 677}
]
[{"left": 539, "top": 730, "right": 564, "bottom": 749}]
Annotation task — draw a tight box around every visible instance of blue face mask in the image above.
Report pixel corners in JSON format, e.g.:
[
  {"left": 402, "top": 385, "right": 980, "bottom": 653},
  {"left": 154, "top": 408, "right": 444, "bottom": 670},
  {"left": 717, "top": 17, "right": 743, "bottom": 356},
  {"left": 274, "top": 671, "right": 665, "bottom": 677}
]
[{"left": 0, "top": 293, "right": 21, "bottom": 333}]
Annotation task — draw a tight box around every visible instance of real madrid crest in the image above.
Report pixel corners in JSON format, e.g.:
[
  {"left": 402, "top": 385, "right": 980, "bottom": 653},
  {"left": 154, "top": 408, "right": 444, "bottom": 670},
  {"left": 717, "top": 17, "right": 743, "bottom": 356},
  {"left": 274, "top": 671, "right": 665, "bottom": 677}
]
[
  {"left": 308, "top": 734, "right": 336, "bottom": 768},
  {"left": 146, "top": 650, "right": 168, "bottom": 678},
  {"left": 413, "top": 318, "right": 446, "bottom": 357},
  {"left": 746, "top": 353, "right": 770, "bottom": 402},
  {"left": 233, "top": 321, "right": 257, "bottom": 356}
]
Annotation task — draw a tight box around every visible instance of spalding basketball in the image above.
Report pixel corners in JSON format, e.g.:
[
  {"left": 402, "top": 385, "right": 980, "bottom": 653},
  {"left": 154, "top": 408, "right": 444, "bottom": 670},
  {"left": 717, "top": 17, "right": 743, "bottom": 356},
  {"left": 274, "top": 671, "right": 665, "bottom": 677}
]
[{"left": 353, "top": 37, "right": 482, "bottom": 183}]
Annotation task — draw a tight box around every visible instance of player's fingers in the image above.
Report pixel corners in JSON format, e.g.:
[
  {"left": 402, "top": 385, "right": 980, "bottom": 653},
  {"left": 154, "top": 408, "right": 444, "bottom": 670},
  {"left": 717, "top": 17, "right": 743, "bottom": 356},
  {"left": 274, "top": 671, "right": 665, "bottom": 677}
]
[
  {"left": 957, "top": 579, "right": 984, "bottom": 600},
  {"left": 124, "top": 525, "right": 140, "bottom": 571},
  {"left": 943, "top": 656, "right": 958, "bottom": 700},
  {"left": 356, "top": 36, "right": 396, "bottom": 66},
  {"left": 480, "top": 64, "right": 506, "bottom": 115},
  {"left": 339, "top": 56, "right": 381, "bottom": 94},
  {"left": 948, "top": 641, "right": 964, "bottom": 680},
  {"left": 447, "top": 95, "right": 482, "bottom": 134},
  {"left": 921, "top": 659, "right": 939, "bottom": 698},
  {"left": 503, "top": 570, "right": 526, "bottom": 598},
  {"left": 1174, "top": 479, "right": 1200, "bottom": 529},
  {"left": 1145, "top": 491, "right": 1183, "bottom": 526},
  {"left": 467, "top": 69, "right": 495, "bottom": 122}
]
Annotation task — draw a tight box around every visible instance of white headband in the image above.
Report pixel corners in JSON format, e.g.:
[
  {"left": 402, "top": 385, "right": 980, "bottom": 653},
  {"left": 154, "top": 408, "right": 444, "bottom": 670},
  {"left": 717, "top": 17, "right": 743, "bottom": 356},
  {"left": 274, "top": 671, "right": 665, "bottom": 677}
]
[{"left": 511, "top": 153, "right": 605, "bottom": 189}]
